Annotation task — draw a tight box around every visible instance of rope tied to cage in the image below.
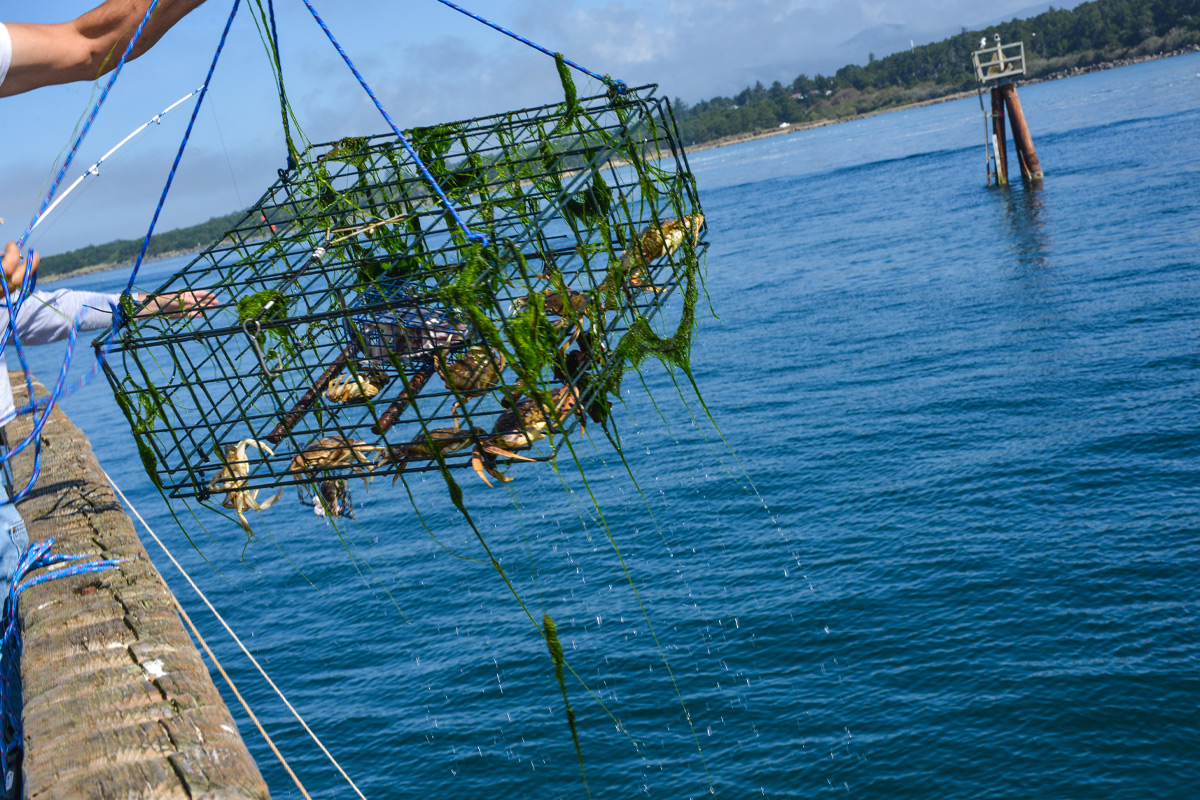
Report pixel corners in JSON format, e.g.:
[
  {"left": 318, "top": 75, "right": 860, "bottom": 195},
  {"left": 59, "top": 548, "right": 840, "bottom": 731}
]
[
  {"left": 432, "top": 0, "right": 630, "bottom": 96},
  {"left": 298, "top": 0, "right": 488, "bottom": 246},
  {"left": 121, "top": 0, "right": 242, "bottom": 299}
]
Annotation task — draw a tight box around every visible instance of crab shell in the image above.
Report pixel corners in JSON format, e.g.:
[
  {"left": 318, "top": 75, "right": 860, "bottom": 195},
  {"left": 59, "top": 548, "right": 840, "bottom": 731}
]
[
  {"left": 288, "top": 436, "right": 383, "bottom": 472},
  {"left": 471, "top": 386, "right": 580, "bottom": 487},
  {"left": 439, "top": 346, "right": 506, "bottom": 396},
  {"left": 324, "top": 368, "right": 391, "bottom": 404},
  {"left": 621, "top": 214, "right": 705, "bottom": 281},
  {"left": 377, "top": 426, "right": 484, "bottom": 474},
  {"left": 512, "top": 288, "right": 589, "bottom": 319}
]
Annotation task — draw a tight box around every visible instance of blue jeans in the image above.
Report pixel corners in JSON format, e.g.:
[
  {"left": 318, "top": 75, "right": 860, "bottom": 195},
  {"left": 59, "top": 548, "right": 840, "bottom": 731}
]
[
  {"left": 0, "top": 486, "right": 27, "bottom": 611},
  {"left": 0, "top": 482, "right": 24, "bottom": 799}
]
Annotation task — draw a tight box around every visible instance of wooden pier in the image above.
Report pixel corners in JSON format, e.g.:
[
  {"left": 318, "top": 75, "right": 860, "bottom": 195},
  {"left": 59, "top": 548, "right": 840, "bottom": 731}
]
[{"left": 7, "top": 373, "right": 269, "bottom": 799}]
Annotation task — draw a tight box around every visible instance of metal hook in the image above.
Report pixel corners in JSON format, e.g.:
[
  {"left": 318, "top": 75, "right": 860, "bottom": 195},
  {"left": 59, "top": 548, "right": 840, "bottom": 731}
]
[{"left": 243, "top": 319, "right": 283, "bottom": 381}]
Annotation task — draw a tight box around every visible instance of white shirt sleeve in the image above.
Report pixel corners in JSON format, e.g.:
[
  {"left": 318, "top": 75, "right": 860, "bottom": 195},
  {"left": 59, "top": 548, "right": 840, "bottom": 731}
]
[
  {"left": 0, "top": 23, "right": 11, "bottom": 91},
  {"left": 0, "top": 289, "right": 124, "bottom": 423},
  {"left": 11, "top": 289, "right": 125, "bottom": 344}
]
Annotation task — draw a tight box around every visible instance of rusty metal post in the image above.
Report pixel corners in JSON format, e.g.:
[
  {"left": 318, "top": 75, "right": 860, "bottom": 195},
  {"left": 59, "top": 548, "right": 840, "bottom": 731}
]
[
  {"left": 1001, "top": 83, "right": 1043, "bottom": 180},
  {"left": 267, "top": 345, "right": 357, "bottom": 444},
  {"left": 371, "top": 367, "right": 433, "bottom": 434},
  {"left": 991, "top": 88, "right": 1009, "bottom": 185}
]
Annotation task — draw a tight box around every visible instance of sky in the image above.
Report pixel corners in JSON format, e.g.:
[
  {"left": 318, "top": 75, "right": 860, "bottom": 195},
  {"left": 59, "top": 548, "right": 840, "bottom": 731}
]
[{"left": 0, "top": 0, "right": 1083, "bottom": 256}]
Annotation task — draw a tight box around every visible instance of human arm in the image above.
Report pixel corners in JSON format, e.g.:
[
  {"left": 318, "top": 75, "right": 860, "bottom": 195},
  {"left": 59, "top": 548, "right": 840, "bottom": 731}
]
[
  {"left": 0, "top": 0, "right": 207, "bottom": 98},
  {"left": 4, "top": 240, "right": 217, "bottom": 331},
  {"left": 9, "top": 286, "right": 217, "bottom": 345},
  {"left": 134, "top": 289, "right": 218, "bottom": 318}
]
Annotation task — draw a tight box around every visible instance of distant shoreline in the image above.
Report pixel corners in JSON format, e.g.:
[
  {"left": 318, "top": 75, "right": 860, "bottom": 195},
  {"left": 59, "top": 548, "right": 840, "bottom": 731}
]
[
  {"left": 40, "top": 45, "right": 1199, "bottom": 285},
  {"left": 39, "top": 248, "right": 198, "bottom": 284},
  {"left": 684, "top": 45, "right": 1200, "bottom": 155}
]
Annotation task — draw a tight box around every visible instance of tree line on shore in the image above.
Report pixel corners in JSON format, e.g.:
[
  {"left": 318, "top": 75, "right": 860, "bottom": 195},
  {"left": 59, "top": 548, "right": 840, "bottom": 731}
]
[
  {"left": 38, "top": 210, "right": 246, "bottom": 278},
  {"left": 672, "top": 0, "right": 1200, "bottom": 144}
]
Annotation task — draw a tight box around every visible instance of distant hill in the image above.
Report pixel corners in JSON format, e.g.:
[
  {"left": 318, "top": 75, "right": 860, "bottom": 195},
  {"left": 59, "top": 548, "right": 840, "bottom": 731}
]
[
  {"left": 37, "top": 210, "right": 246, "bottom": 279},
  {"left": 672, "top": 0, "right": 1200, "bottom": 145}
]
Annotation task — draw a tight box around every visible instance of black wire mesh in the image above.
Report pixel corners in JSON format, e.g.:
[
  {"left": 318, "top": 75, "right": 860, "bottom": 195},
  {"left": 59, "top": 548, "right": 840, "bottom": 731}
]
[{"left": 101, "top": 85, "right": 706, "bottom": 522}]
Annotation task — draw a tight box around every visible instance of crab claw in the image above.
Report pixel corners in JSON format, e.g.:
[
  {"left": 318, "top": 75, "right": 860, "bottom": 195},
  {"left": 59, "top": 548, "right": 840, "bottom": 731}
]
[
  {"left": 471, "top": 446, "right": 515, "bottom": 487},
  {"left": 472, "top": 447, "right": 497, "bottom": 487},
  {"left": 234, "top": 501, "right": 254, "bottom": 536}
]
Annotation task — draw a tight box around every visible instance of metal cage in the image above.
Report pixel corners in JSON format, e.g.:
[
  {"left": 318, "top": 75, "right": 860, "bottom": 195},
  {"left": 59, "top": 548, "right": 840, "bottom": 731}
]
[{"left": 101, "top": 85, "right": 707, "bottom": 517}]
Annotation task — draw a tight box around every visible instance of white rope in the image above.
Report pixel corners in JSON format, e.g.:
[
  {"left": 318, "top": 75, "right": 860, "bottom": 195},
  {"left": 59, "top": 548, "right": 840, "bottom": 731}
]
[
  {"left": 101, "top": 469, "right": 370, "bottom": 800},
  {"left": 171, "top": 593, "right": 314, "bottom": 800}
]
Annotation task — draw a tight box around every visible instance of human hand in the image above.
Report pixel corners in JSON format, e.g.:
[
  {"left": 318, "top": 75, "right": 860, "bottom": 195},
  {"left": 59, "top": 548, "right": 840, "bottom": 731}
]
[
  {"left": 136, "top": 289, "right": 219, "bottom": 319},
  {"left": 2, "top": 242, "right": 38, "bottom": 294}
]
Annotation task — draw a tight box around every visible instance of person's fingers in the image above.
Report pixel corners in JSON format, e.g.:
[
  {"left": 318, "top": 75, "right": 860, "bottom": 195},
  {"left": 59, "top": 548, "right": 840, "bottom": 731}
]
[
  {"left": 183, "top": 289, "right": 219, "bottom": 317},
  {"left": 3, "top": 241, "right": 37, "bottom": 291}
]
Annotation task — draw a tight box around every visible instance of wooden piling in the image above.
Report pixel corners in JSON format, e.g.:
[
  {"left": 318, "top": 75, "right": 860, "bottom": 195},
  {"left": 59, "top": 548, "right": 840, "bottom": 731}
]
[
  {"left": 1001, "top": 84, "right": 1043, "bottom": 181},
  {"left": 972, "top": 37, "right": 1043, "bottom": 185},
  {"left": 7, "top": 373, "right": 270, "bottom": 800},
  {"left": 990, "top": 88, "right": 1009, "bottom": 185}
]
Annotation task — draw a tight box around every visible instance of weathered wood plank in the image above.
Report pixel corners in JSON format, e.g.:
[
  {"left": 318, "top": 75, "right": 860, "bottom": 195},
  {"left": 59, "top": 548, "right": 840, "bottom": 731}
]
[{"left": 8, "top": 373, "right": 270, "bottom": 800}]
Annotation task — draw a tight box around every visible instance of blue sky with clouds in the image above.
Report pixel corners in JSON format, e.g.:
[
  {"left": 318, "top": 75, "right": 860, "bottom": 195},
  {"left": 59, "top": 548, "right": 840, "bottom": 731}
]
[{"left": 2, "top": 0, "right": 1081, "bottom": 256}]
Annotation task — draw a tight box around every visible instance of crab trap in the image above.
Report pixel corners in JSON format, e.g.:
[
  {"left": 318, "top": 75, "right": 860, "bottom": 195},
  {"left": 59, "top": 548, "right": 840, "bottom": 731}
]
[{"left": 101, "top": 85, "right": 707, "bottom": 525}]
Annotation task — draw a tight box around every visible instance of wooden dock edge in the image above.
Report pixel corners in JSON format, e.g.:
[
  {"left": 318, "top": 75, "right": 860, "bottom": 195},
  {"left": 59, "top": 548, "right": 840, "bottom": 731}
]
[{"left": 7, "top": 373, "right": 269, "bottom": 800}]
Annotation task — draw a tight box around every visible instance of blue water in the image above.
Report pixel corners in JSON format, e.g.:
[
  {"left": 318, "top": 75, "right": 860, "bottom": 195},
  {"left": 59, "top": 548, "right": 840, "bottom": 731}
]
[{"left": 20, "top": 53, "right": 1200, "bottom": 798}]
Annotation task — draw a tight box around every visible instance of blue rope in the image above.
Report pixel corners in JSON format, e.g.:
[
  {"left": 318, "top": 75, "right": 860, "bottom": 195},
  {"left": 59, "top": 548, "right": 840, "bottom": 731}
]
[
  {"left": 0, "top": 278, "right": 46, "bottom": 506},
  {"left": 1, "top": 540, "right": 124, "bottom": 787},
  {"left": 0, "top": 0, "right": 164, "bottom": 506},
  {"left": 0, "top": 311, "right": 90, "bottom": 503},
  {"left": 8, "top": 309, "right": 123, "bottom": 421},
  {"left": 0, "top": 0, "right": 240, "bottom": 504},
  {"left": 298, "top": 0, "right": 488, "bottom": 246},
  {"left": 432, "top": 0, "right": 628, "bottom": 95},
  {"left": 123, "top": 0, "right": 242, "bottom": 295},
  {"left": 0, "top": 247, "right": 40, "bottom": 353}
]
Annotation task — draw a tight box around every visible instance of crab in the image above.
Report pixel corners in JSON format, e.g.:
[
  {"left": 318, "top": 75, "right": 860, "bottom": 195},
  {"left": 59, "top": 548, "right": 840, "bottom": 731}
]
[
  {"left": 437, "top": 346, "right": 506, "bottom": 420},
  {"left": 288, "top": 436, "right": 384, "bottom": 490},
  {"left": 471, "top": 385, "right": 579, "bottom": 487},
  {"left": 512, "top": 287, "right": 589, "bottom": 319},
  {"left": 208, "top": 438, "right": 284, "bottom": 533},
  {"left": 312, "top": 480, "right": 355, "bottom": 519},
  {"left": 323, "top": 366, "right": 391, "bottom": 404},
  {"left": 620, "top": 214, "right": 705, "bottom": 289},
  {"left": 512, "top": 287, "right": 593, "bottom": 357},
  {"left": 376, "top": 424, "right": 486, "bottom": 481}
]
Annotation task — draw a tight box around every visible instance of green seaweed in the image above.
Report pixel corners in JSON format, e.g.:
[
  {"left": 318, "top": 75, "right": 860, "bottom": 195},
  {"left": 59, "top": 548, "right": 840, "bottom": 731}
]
[
  {"left": 236, "top": 289, "right": 292, "bottom": 344},
  {"left": 322, "top": 135, "right": 370, "bottom": 169},
  {"left": 554, "top": 53, "right": 580, "bottom": 134},
  {"left": 545, "top": 614, "right": 588, "bottom": 794}
]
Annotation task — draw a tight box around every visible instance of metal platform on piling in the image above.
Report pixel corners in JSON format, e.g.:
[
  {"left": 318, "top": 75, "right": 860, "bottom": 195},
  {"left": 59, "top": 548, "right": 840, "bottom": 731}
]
[{"left": 7, "top": 372, "right": 269, "bottom": 800}]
